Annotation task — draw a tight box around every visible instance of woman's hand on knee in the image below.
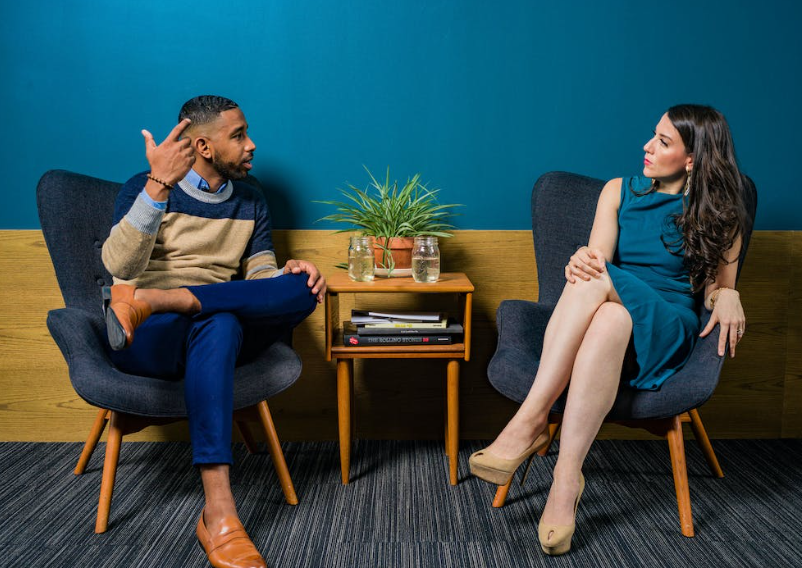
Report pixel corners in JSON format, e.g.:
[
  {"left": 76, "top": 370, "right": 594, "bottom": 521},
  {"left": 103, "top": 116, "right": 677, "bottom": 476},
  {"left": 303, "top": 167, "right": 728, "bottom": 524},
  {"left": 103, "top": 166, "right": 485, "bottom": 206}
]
[
  {"left": 565, "top": 247, "right": 606, "bottom": 283},
  {"left": 283, "top": 259, "right": 327, "bottom": 303}
]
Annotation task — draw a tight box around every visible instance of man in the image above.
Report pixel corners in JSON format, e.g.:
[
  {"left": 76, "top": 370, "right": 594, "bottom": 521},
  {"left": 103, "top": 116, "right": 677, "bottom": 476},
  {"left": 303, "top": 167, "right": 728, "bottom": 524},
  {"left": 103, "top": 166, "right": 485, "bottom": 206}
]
[{"left": 101, "top": 96, "right": 326, "bottom": 568}]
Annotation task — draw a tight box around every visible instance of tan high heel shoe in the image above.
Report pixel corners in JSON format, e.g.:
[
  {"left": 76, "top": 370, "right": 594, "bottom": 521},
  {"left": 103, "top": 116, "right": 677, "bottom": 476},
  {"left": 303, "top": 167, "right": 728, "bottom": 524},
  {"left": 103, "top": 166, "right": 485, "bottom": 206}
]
[
  {"left": 538, "top": 473, "right": 585, "bottom": 556},
  {"left": 469, "top": 427, "right": 551, "bottom": 485}
]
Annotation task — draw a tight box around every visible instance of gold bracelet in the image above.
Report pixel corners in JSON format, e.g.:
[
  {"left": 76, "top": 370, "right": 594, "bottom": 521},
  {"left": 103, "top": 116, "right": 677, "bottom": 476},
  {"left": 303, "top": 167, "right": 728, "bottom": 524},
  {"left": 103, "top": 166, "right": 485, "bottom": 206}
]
[
  {"left": 146, "top": 174, "right": 174, "bottom": 190},
  {"left": 710, "top": 286, "right": 736, "bottom": 309}
]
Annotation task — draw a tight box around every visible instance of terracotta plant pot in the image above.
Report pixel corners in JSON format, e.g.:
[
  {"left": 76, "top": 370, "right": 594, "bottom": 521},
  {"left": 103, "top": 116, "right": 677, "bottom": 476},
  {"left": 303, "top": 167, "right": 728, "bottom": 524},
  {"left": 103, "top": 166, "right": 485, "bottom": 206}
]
[{"left": 372, "top": 236, "right": 415, "bottom": 270}]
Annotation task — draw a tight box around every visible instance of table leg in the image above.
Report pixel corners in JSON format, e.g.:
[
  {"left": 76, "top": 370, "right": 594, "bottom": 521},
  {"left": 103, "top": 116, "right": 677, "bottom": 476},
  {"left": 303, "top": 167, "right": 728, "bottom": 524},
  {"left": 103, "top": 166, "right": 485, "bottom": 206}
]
[
  {"left": 446, "top": 359, "right": 460, "bottom": 485},
  {"left": 337, "top": 359, "right": 352, "bottom": 485},
  {"left": 443, "top": 379, "right": 449, "bottom": 455}
]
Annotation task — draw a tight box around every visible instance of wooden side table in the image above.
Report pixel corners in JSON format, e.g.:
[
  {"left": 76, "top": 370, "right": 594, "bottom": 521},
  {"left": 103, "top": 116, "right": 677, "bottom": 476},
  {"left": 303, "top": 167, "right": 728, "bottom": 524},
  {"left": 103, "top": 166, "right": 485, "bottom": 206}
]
[{"left": 324, "top": 272, "right": 474, "bottom": 485}]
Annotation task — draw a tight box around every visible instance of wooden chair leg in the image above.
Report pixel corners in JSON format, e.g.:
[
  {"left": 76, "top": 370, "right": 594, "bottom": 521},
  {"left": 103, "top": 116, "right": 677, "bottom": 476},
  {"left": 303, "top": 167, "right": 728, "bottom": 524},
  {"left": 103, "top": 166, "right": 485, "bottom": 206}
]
[
  {"left": 95, "top": 411, "right": 123, "bottom": 534},
  {"left": 688, "top": 409, "right": 724, "bottom": 478},
  {"left": 75, "top": 409, "right": 110, "bottom": 475},
  {"left": 539, "top": 420, "right": 561, "bottom": 457},
  {"left": 236, "top": 421, "right": 258, "bottom": 454},
  {"left": 490, "top": 417, "right": 561, "bottom": 509},
  {"left": 666, "top": 414, "right": 695, "bottom": 537},
  {"left": 493, "top": 479, "right": 512, "bottom": 508},
  {"left": 256, "top": 401, "right": 298, "bottom": 506}
]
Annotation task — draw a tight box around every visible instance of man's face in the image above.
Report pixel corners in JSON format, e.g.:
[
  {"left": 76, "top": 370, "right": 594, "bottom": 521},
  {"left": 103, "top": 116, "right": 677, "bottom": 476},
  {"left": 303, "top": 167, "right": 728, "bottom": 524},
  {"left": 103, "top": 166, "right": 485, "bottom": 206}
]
[{"left": 207, "top": 108, "right": 256, "bottom": 181}]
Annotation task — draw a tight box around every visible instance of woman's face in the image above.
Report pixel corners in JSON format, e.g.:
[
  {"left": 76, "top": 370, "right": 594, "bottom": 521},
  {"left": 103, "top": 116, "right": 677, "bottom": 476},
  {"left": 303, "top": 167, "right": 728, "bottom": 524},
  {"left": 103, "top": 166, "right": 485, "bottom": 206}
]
[{"left": 643, "top": 113, "right": 693, "bottom": 183}]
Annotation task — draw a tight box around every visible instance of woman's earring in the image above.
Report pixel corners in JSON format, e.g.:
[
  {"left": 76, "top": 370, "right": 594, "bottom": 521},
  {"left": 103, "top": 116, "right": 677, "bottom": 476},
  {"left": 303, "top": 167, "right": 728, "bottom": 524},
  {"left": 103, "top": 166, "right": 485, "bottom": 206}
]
[{"left": 684, "top": 167, "right": 692, "bottom": 196}]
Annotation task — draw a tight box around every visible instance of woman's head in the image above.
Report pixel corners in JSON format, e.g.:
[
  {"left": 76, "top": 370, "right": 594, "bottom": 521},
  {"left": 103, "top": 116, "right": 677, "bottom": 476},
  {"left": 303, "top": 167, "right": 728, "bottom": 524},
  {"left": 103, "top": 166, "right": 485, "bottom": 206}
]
[
  {"left": 643, "top": 112, "right": 694, "bottom": 186},
  {"left": 649, "top": 104, "right": 749, "bottom": 290}
]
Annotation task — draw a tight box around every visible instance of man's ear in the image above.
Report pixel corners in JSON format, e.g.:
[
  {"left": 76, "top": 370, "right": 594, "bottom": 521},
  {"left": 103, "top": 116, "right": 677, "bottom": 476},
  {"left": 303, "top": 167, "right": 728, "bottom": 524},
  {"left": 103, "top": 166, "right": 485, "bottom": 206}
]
[{"left": 193, "top": 135, "right": 213, "bottom": 159}]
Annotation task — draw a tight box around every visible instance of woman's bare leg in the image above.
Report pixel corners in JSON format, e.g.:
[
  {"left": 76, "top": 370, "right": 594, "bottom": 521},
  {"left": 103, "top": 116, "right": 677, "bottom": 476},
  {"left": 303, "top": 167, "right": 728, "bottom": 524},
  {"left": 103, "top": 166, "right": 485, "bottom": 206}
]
[
  {"left": 484, "top": 274, "right": 621, "bottom": 459},
  {"left": 540, "top": 302, "right": 632, "bottom": 531}
]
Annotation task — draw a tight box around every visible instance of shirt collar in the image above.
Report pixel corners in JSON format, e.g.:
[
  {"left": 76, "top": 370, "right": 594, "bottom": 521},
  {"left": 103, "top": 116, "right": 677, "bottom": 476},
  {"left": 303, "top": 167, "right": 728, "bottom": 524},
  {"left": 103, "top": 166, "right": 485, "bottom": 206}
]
[{"left": 186, "top": 169, "right": 228, "bottom": 194}]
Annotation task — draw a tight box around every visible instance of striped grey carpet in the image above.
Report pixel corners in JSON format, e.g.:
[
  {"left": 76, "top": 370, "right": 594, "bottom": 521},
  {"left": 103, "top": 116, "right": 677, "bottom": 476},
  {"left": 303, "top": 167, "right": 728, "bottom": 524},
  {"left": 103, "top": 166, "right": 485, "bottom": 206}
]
[{"left": 1, "top": 439, "right": 800, "bottom": 567}]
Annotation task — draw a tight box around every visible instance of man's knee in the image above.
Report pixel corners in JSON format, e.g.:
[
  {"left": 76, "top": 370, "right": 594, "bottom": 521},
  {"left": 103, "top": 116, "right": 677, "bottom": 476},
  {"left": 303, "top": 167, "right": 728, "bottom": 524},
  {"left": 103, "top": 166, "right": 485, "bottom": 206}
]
[{"left": 282, "top": 272, "right": 318, "bottom": 313}]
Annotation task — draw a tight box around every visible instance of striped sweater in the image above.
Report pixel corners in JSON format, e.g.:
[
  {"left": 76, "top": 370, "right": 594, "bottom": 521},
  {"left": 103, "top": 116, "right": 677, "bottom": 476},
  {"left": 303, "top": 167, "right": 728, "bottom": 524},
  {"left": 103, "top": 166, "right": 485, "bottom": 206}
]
[{"left": 102, "top": 172, "right": 282, "bottom": 289}]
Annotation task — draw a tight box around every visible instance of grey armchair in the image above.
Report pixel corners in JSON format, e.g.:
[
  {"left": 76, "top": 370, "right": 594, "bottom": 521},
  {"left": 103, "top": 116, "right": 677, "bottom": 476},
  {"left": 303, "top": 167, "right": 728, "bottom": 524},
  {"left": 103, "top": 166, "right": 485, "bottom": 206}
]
[
  {"left": 37, "top": 169, "right": 303, "bottom": 533},
  {"left": 486, "top": 171, "right": 757, "bottom": 537}
]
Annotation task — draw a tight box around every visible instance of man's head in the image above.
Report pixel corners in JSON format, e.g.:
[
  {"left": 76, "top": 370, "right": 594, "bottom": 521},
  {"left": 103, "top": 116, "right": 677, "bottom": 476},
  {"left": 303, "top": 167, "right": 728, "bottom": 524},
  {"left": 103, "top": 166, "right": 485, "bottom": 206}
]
[
  {"left": 178, "top": 95, "right": 256, "bottom": 183},
  {"left": 178, "top": 95, "right": 240, "bottom": 128}
]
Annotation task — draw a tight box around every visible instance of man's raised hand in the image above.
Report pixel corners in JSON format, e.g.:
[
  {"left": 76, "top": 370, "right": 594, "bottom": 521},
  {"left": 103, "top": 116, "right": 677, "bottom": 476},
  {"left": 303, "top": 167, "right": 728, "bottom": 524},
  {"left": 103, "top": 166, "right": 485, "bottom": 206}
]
[{"left": 141, "top": 118, "right": 195, "bottom": 192}]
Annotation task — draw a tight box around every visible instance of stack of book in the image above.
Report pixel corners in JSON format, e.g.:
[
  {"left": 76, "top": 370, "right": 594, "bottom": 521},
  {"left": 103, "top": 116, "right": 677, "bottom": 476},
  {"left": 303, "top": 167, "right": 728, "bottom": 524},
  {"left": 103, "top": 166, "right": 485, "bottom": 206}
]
[{"left": 342, "top": 310, "right": 464, "bottom": 346}]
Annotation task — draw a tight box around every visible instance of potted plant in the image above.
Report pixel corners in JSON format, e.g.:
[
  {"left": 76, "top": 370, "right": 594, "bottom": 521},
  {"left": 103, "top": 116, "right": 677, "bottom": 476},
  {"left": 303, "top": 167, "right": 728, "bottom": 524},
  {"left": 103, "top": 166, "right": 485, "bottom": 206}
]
[{"left": 316, "top": 167, "right": 460, "bottom": 275}]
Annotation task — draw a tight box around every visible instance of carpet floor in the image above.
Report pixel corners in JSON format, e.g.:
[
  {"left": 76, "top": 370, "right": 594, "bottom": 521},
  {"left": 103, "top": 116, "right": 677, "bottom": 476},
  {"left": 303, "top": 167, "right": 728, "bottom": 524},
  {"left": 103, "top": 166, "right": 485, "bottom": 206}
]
[{"left": 1, "top": 439, "right": 800, "bottom": 567}]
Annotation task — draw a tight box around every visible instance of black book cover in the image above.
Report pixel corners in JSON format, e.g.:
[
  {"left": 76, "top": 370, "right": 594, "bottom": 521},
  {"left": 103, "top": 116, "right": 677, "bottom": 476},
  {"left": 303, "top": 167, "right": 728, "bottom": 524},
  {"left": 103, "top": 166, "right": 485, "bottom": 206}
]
[{"left": 342, "top": 323, "right": 454, "bottom": 346}]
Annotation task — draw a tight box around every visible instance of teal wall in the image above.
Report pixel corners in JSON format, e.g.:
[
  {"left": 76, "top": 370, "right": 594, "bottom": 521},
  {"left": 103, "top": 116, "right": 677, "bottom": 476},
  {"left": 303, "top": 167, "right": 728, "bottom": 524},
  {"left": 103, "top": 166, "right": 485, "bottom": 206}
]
[{"left": 2, "top": 0, "right": 800, "bottom": 230}]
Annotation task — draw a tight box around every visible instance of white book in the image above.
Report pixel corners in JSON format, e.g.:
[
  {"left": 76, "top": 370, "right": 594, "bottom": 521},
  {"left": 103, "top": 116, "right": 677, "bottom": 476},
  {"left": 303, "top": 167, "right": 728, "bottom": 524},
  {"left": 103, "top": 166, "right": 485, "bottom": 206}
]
[{"left": 351, "top": 310, "right": 444, "bottom": 324}]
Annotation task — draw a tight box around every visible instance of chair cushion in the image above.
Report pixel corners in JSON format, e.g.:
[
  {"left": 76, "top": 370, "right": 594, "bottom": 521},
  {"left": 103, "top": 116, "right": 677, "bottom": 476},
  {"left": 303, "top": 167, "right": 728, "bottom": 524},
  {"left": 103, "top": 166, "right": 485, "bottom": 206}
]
[{"left": 48, "top": 308, "right": 301, "bottom": 417}]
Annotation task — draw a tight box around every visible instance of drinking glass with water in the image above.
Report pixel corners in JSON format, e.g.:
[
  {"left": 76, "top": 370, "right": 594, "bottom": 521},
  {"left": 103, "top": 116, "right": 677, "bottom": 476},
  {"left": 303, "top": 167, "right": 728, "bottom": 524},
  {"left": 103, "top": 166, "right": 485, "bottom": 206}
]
[
  {"left": 412, "top": 236, "right": 440, "bottom": 283},
  {"left": 348, "top": 236, "right": 375, "bottom": 282}
]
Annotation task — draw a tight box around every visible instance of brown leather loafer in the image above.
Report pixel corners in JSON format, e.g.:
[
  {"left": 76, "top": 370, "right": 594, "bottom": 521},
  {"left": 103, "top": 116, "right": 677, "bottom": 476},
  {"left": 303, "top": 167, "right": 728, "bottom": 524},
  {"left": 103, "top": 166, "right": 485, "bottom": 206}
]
[
  {"left": 196, "top": 509, "right": 267, "bottom": 568},
  {"left": 102, "top": 284, "right": 152, "bottom": 351}
]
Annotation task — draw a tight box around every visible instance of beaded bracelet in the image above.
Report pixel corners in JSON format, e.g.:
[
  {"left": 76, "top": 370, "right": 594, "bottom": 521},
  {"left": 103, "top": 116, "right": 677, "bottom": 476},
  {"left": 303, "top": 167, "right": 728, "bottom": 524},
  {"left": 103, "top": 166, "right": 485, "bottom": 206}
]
[{"left": 146, "top": 174, "right": 174, "bottom": 190}]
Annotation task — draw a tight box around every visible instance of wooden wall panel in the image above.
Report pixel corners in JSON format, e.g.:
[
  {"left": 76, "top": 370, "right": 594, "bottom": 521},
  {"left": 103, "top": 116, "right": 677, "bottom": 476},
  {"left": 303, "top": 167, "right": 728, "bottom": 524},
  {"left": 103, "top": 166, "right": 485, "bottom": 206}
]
[
  {"left": 783, "top": 233, "right": 802, "bottom": 437},
  {"left": 0, "top": 229, "right": 798, "bottom": 442}
]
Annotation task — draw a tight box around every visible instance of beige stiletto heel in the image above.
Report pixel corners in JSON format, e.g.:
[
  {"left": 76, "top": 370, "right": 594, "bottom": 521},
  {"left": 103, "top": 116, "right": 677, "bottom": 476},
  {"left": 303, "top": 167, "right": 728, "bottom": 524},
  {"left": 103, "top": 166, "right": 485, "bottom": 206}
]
[
  {"left": 538, "top": 473, "right": 585, "bottom": 556},
  {"left": 469, "top": 427, "right": 550, "bottom": 485}
]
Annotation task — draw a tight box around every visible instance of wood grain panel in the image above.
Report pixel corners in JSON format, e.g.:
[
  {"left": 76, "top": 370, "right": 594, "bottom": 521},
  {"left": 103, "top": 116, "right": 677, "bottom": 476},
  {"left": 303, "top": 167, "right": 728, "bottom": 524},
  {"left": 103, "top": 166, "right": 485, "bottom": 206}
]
[
  {"left": 783, "top": 232, "right": 802, "bottom": 437},
  {"left": 0, "top": 229, "right": 799, "bottom": 442}
]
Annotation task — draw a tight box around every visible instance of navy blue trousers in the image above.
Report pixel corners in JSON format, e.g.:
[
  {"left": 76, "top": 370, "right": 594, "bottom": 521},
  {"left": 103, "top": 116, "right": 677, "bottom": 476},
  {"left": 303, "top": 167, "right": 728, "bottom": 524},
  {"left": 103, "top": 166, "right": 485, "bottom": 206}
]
[{"left": 109, "top": 273, "right": 317, "bottom": 465}]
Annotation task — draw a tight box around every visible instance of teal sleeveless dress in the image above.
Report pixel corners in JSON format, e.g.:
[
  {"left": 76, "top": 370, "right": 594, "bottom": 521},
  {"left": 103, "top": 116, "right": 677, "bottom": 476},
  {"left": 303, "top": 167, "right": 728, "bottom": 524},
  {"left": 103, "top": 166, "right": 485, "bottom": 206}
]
[{"left": 606, "top": 175, "right": 700, "bottom": 390}]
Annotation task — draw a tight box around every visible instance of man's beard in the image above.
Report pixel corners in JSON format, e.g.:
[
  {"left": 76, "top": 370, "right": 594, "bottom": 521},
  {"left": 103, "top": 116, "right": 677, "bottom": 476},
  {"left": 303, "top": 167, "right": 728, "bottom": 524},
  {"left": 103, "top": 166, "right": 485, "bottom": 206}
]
[{"left": 212, "top": 151, "right": 248, "bottom": 181}]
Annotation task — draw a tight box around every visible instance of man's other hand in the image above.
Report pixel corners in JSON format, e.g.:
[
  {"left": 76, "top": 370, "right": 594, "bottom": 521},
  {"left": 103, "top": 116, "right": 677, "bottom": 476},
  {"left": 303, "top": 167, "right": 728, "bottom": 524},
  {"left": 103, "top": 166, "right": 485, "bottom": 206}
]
[
  {"left": 141, "top": 119, "right": 195, "bottom": 197},
  {"left": 284, "top": 259, "right": 326, "bottom": 303}
]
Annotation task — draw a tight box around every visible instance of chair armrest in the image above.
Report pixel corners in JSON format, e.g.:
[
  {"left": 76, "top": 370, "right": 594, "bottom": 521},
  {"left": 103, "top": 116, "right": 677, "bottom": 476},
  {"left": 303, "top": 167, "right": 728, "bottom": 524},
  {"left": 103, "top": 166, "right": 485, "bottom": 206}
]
[
  {"left": 495, "top": 300, "right": 554, "bottom": 356},
  {"left": 487, "top": 300, "right": 555, "bottom": 403},
  {"left": 46, "top": 308, "right": 113, "bottom": 372}
]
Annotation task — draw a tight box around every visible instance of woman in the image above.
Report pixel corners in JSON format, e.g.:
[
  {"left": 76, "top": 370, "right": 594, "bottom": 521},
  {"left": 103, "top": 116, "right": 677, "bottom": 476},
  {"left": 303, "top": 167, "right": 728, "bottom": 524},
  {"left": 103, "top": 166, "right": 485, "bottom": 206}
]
[{"left": 469, "top": 104, "right": 749, "bottom": 555}]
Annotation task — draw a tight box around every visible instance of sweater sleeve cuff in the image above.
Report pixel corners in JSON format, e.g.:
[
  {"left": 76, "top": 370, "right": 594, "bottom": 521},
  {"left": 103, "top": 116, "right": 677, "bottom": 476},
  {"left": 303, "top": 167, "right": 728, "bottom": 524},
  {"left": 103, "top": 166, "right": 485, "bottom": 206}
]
[
  {"left": 125, "top": 193, "right": 165, "bottom": 235},
  {"left": 139, "top": 188, "right": 168, "bottom": 211}
]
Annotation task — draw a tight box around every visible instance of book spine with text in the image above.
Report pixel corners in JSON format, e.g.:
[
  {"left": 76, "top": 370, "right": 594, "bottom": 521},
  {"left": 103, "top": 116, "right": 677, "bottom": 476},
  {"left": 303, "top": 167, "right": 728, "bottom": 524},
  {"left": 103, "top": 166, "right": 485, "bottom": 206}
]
[
  {"left": 343, "top": 334, "right": 453, "bottom": 346},
  {"left": 362, "top": 320, "right": 447, "bottom": 329}
]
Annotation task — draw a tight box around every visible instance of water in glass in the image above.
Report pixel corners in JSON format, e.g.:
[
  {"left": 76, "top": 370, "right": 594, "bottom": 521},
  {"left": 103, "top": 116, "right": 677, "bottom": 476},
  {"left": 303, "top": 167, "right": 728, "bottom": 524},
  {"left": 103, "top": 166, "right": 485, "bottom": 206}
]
[
  {"left": 348, "top": 236, "right": 375, "bottom": 282},
  {"left": 412, "top": 236, "right": 440, "bottom": 283}
]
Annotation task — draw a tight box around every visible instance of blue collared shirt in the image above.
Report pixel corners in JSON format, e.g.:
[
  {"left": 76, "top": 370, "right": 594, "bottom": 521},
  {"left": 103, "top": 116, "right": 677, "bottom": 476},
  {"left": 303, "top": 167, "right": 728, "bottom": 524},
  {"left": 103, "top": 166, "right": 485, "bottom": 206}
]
[{"left": 185, "top": 169, "right": 228, "bottom": 194}]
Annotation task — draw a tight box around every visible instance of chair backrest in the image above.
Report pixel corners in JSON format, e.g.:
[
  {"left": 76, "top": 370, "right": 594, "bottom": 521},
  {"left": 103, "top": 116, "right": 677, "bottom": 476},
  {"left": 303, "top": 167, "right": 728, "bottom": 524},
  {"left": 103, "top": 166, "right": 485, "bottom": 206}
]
[
  {"left": 531, "top": 172, "right": 605, "bottom": 305},
  {"left": 531, "top": 171, "right": 758, "bottom": 305},
  {"left": 36, "top": 170, "right": 119, "bottom": 316}
]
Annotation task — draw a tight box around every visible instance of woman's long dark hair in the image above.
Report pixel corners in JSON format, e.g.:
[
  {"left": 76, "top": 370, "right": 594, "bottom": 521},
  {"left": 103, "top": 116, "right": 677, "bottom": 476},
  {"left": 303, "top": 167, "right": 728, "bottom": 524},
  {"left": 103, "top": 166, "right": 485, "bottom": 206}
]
[{"left": 657, "top": 104, "right": 748, "bottom": 291}]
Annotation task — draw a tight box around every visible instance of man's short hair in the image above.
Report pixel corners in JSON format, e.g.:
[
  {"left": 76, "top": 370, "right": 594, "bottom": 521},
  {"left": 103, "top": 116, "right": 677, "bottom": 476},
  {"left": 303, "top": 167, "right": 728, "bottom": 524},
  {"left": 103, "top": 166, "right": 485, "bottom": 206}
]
[{"left": 178, "top": 96, "right": 239, "bottom": 128}]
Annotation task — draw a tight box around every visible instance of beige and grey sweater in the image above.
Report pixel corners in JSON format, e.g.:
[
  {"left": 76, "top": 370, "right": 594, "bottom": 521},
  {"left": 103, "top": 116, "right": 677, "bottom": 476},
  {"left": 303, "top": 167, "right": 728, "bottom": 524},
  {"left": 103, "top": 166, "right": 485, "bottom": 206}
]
[{"left": 102, "top": 172, "right": 282, "bottom": 289}]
